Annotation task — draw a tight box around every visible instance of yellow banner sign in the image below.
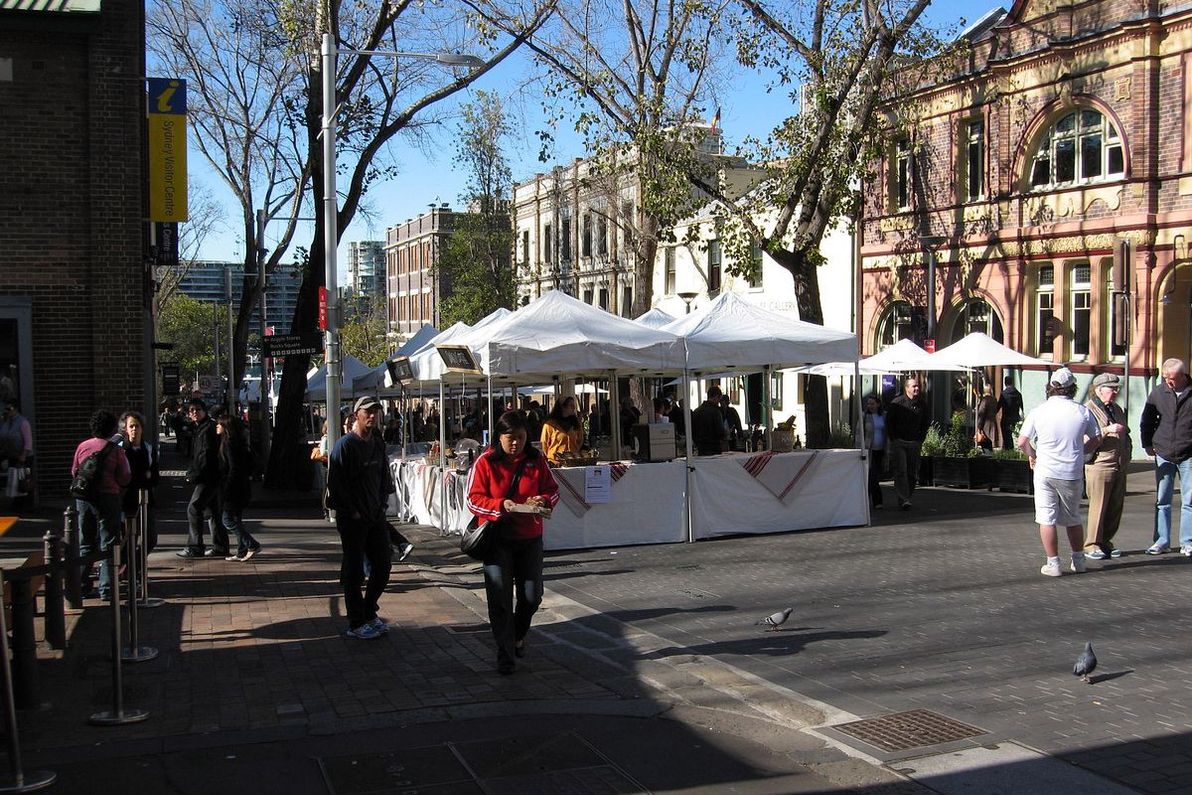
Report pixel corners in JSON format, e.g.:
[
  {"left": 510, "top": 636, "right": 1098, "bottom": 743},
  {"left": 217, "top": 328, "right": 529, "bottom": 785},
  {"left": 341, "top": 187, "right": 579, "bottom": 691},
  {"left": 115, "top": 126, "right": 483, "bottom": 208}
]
[{"left": 147, "top": 78, "right": 188, "bottom": 222}]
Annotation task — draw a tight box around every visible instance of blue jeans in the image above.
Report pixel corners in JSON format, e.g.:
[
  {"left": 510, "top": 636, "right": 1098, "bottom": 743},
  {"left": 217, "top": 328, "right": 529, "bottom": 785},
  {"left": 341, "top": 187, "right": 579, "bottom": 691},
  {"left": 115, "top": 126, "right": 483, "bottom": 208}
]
[
  {"left": 1155, "top": 455, "right": 1192, "bottom": 548},
  {"left": 482, "top": 536, "right": 544, "bottom": 667},
  {"left": 78, "top": 494, "right": 122, "bottom": 598},
  {"left": 221, "top": 510, "right": 259, "bottom": 556}
]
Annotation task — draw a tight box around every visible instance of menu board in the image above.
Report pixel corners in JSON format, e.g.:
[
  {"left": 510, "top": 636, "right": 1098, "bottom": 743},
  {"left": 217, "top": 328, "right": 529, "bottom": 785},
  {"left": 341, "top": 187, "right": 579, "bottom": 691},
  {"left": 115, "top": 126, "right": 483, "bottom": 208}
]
[{"left": 437, "top": 345, "right": 481, "bottom": 373}]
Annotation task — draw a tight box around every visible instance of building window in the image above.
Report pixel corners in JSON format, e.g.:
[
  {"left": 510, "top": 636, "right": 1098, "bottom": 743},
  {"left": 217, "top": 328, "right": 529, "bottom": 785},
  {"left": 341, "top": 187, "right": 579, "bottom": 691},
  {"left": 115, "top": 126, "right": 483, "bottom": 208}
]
[
  {"left": 622, "top": 286, "right": 633, "bottom": 317},
  {"left": 582, "top": 213, "right": 592, "bottom": 257},
  {"left": 621, "top": 201, "right": 634, "bottom": 247},
  {"left": 1030, "top": 109, "right": 1124, "bottom": 189},
  {"left": 894, "top": 139, "right": 912, "bottom": 210},
  {"left": 543, "top": 223, "right": 552, "bottom": 263},
  {"left": 521, "top": 230, "right": 530, "bottom": 265},
  {"left": 664, "top": 247, "right": 676, "bottom": 294},
  {"left": 560, "top": 218, "right": 571, "bottom": 262},
  {"left": 1036, "top": 265, "right": 1055, "bottom": 358},
  {"left": 1107, "top": 266, "right": 1127, "bottom": 358},
  {"left": 877, "top": 301, "right": 923, "bottom": 349},
  {"left": 598, "top": 287, "right": 609, "bottom": 311},
  {"left": 597, "top": 216, "right": 608, "bottom": 257},
  {"left": 770, "top": 371, "right": 783, "bottom": 412},
  {"left": 747, "top": 242, "right": 763, "bottom": 288},
  {"left": 707, "top": 239, "right": 722, "bottom": 294},
  {"left": 952, "top": 298, "right": 1003, "bottom": 342},
  {"left": 1071, "top": 264, "right": 1091, "bottom": 358},
  {"left": 964, "top": 119, "right": 984, "bottom": 202}
]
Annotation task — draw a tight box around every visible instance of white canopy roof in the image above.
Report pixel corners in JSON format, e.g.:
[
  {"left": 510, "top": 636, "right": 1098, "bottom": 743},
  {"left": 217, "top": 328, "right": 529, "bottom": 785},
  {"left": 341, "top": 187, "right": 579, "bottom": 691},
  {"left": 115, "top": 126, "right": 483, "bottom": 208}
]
[
  {"left": 408, "top": 309, "right": 511, "bottom": 385},
  {"left": 930, "top": 332, "right": 1050, "bottom": 368},
  {"left": 661, "top": 291, "right": 857, "bottom": 370},
  {"left": 304, "top": 354, "right": 373, "bottom": 401},
  {"left": 862, "top": 338, "right": 968, "bottom": 372},
  {"left": 786, "top": 361, "right": 890, "bottom": 377},
  {"left": 351, "top": 324, "right": 440, "bottom": 392},
  {"left": 485, "top": 290, "right": 684, "bottom": 379},
  {"left": 635, "top": 307, "right": 676, "bottom": 329}
]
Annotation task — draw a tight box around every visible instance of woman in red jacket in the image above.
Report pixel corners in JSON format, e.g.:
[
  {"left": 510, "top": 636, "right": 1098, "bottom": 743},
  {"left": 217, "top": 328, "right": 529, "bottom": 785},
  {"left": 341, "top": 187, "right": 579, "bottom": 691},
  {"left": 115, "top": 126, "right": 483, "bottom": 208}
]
[{"left": 466, "top": 410, "right": 560, "bottom": 674}]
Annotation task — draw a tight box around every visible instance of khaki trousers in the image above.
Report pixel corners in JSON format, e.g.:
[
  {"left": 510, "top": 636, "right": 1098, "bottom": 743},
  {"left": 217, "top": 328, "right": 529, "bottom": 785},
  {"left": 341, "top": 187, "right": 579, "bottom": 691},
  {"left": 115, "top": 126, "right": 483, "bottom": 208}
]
[{"left": 1084, "top": 464, "right": 1126, "bottom": 551}]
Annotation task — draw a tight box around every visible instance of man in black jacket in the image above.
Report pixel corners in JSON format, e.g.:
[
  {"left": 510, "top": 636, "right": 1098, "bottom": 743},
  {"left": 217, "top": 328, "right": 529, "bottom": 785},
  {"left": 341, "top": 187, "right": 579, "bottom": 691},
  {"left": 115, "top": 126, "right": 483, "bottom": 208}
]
[
  {"left": 996, "top": 375, "right": 1023, "bottom": 451},
  {"left": 886, "top": 377, "right": 931, "bottom": 510},
  {"left": 177, "top": 398, "right": 228, "bottom": 558},
  {"left": 691, "top": 385, "right": 727, "bottom": 456},
  {"left": 1140, "top": 358, "right": 1192, "bottom": 556}
]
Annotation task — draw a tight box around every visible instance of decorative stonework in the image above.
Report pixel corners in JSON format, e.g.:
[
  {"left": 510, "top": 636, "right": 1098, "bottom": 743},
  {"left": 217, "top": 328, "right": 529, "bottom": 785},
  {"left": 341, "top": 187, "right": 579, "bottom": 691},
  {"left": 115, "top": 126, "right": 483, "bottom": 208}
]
[{"left": 1114, "top": 76, "right": 1131, "bottom": 102}]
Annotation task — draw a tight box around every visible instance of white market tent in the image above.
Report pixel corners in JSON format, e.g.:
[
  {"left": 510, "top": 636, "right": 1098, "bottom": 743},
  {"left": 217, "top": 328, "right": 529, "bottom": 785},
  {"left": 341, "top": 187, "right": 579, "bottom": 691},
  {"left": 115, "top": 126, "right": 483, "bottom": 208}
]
[
  {"left": 408, "top": 308, "right": 513, "bottom": 386},
  {"left": 929, "top": 332, "right": 1050, "bottom": 367},
  {"left": 351, "top": 324, "right": 440, "bottom": 393},
  {"left": 661, "top": 291, "right": 857, "bottom": 370},
  {"left": 304, "top": 354, "right": 373, "bottom": 401},
  {"left": 862, "top": 338, "right": 969, "bottom": 372},
  {"left": 635, "top": 307, "right": 676, "bottom": 329}
]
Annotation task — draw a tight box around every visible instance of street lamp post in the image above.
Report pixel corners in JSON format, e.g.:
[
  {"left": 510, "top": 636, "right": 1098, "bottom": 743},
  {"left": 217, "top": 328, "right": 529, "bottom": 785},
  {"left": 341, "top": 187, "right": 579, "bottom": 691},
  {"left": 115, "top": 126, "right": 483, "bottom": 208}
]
[
  {"left": 678, "top": 291, "right": 698, "bottom": 314},
  {"left": 320, "top": 33, "right": 482, "bottom": 449}
]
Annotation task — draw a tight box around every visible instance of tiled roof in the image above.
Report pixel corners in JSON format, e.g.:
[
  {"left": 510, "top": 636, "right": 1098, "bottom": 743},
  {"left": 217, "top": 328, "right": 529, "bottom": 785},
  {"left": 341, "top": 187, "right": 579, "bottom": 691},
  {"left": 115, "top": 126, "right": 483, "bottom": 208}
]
[{"left": 0, "top": 0, "right": 101, "bottom": 12}]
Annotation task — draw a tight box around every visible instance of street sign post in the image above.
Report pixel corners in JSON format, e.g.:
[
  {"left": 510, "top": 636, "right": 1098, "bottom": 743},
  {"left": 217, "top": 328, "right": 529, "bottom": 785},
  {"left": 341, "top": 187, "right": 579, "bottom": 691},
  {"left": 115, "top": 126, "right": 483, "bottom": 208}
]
[{"left": 262, "top": 333, "right": 323, "bottom": 359}]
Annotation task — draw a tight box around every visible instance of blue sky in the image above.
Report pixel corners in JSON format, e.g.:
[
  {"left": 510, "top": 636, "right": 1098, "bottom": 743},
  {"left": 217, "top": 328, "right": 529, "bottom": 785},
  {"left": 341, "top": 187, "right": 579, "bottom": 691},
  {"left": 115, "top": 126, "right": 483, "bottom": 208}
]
[{"left": 192, "top": 1, "right": 1004, "bottom": 271}]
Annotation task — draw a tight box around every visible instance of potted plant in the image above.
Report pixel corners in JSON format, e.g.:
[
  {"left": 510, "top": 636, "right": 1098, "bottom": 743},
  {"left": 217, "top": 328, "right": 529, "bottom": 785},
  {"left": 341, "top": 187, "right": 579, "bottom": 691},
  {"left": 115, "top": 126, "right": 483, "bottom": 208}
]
[
  {"left": 917, "top": 423, "right": 942, "bottom": 486},
  {"left": 931, "top": 414, "right": 994, "bottom": 489},
  {"left": 991, "top": 447, "right": 1033, "bottom": 493}
]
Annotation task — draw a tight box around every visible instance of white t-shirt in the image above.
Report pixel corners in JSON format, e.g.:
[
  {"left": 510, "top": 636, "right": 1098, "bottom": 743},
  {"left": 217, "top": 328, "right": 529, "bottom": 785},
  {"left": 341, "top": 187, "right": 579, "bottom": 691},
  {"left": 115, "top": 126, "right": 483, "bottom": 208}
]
[{"left": 1019, "top": 396, "right": 1101, "bottom": 480}]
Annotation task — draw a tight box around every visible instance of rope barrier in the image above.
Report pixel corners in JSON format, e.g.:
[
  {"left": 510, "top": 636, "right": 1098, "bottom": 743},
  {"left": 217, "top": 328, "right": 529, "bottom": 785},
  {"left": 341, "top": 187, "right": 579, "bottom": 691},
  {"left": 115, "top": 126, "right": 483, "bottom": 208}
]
[
  {"left": 87, "top": 542, "right": 149, "bottom": 727},
  {"left": 0, "top": 570, "right": 56, "bottom": 793}
]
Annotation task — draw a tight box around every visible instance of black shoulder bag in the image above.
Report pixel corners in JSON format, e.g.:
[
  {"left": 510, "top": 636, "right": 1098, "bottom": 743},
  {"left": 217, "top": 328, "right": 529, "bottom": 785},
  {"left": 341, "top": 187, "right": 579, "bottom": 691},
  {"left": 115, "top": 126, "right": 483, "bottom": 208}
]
[{"left": 461, "top": 456, "right": 531, "bottom": 561}]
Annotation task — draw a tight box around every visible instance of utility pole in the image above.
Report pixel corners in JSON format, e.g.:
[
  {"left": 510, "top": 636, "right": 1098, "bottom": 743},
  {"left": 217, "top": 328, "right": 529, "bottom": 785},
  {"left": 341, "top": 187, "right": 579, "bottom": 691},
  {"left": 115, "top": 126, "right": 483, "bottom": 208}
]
[
  {"left": 226, "top": 266, "right": 236, "bottom": 411},
  {"left": 257, "top": 208, "right": 272, "bottom": 466}
]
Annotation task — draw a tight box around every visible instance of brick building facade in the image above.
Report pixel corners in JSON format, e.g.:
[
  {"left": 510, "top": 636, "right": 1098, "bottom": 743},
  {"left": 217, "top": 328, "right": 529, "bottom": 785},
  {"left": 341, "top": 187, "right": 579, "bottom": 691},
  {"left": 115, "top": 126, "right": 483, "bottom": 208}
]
[
  {"left": 0, "top": 0, "right": 149, "bottom": 493},
  {"left": 385, "top": 205, "right": 459, "bottom": 338},
  {"left": 860, "top": 0, "right": 1192, "bottom": 445}
]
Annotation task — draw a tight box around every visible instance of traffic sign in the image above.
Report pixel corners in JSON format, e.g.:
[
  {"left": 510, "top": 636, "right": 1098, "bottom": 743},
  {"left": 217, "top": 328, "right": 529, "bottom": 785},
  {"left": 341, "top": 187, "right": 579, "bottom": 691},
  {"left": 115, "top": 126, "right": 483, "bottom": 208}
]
[{"left": 262, "top": 333, "right": 323, "bottom": 358}]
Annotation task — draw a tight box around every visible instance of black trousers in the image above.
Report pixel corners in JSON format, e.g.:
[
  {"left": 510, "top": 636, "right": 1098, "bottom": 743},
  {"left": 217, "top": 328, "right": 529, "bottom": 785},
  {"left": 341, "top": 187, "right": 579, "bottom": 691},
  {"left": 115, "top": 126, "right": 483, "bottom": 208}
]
[
  {"left": 482, "top": 536, "right": 544, "bottom": 666},
  {"left": 868, "top": 449, "right": 886, "bottom": 507},
  {"left": 336, "top": 516, "right": 392, "bottom": 629},
  {"left": 186, "top": 482, "right": 227, "bottom": 553}
]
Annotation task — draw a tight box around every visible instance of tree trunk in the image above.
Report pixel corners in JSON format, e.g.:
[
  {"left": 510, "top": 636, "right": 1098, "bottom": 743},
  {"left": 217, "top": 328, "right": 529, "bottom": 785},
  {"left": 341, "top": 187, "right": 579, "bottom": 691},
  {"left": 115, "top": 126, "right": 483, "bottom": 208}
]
[
  {"left": 770, "top": 247, "right": 832, "bottom": 448},
  {"left": 627, "top": 214, "right": 661, "bottom": 418}
]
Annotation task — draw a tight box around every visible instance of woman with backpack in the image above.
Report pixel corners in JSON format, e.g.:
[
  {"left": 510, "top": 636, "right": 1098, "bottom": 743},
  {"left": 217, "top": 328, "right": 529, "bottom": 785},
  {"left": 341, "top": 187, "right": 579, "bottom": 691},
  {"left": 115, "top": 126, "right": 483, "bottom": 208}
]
[
  {"left": 215, "top": 413, "right": 261, "bottom": 561},
  {"left": 71, "top": 410, "right": 131, "bottom": 600}
]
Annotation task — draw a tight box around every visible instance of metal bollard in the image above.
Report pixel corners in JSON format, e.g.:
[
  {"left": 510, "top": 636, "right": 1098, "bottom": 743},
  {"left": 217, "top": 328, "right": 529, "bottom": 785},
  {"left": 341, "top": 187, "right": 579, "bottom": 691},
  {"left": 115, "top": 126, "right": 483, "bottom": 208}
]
[
  {"left": 41, "top": 526, "right": 65, "bottom": 650},
  {"left": 88, "top": 543, "right": 148, "bottom": 727},
  {"left": 136, "top": 490, "right": 163, "bottom": 609},
  {"left": 0, "top": 571, "right": 56, "bottom": 793},
  {"left": 8, "top": 580, "right": 37, "bottom": 712},
  {"left": 121, "top": 516, "right": 156, "bottom": 664},
  {"left": 62, "top": 505, "right": 81, "bottom": 610}
]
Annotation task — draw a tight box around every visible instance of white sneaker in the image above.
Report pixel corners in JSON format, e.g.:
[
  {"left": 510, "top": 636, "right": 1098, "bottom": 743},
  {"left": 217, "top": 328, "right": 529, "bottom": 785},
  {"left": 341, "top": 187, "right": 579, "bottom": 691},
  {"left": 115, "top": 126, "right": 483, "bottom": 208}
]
[
  {"left": 1040, "top": 560, "right": 1063, "bottom": 577},
  {"left": 1070, "top": 555, "right": 1087, "bottom": 573},
  {"left": 1181, "top": 544, "right": 1192, "bottom": 558}
]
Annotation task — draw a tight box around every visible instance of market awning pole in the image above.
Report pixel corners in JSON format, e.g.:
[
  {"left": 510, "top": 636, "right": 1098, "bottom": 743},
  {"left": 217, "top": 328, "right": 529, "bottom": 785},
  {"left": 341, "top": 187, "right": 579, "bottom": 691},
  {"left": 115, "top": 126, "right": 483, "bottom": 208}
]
[
  {"left": 762, "top": 365, "right": 771, "bottom": 449},
  {"left": 682, "top": 369, "right": 696, "bottom": 544},
  {"left": 439, "top": 379, "right": 447, "bottom": 534},
  {"left": 609, "top": 371, "right": 621, "bottom": 460}
]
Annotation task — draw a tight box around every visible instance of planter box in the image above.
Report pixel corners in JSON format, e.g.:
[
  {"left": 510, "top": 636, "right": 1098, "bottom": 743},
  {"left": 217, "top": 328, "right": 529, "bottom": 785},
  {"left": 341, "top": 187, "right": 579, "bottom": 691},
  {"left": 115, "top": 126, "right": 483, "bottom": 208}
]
[
  {"left": 918, "top": 456, "right": 934, "bottom": 487},
  {"left": 931, "top": 455, "right": 995, "bottom": 489},
  {"left": 994, "top": 458, "right": 1033, "bottom": 494}
]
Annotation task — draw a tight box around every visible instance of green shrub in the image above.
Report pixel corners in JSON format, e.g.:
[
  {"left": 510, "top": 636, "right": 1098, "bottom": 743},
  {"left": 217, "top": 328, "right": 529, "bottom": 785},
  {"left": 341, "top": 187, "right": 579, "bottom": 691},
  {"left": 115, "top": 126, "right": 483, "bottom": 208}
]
[{"left": 938, "top": 412, "right": 979, "bottom": 458}]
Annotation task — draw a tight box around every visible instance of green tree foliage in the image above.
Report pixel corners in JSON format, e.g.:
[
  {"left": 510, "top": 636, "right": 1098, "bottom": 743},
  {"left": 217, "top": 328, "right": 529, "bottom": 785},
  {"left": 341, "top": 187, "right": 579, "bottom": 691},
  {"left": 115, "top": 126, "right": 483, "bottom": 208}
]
[
  {"left": 156, "top": 294, "right": 230, "bottom": 378},
  {"left": 340, "top": 292, "right": 389, "bottom": 367},
  {"left": 436, "top": 91, "right": 516, "bottom": 326}
]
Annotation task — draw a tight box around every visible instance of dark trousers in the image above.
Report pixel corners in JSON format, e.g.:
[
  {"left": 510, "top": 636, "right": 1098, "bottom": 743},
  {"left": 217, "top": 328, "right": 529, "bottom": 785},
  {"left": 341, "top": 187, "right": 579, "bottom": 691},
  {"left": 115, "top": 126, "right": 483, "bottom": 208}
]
[
  {"left": 868, "top": 449, "right": 886, "bottom": 507},
  {"left": 78, "top": 493, "right": 122, "bottom": 598},
  {"left": 999, "top": 418, "right": 1017, "bottom": 451},
  {"left": 186, "top": 482, "right": 227, "bottom": 553},
  {"left": 336, "top": 517, "right": 391, "bottom": 629},
  {"left": 483, "top": 536, "right": 544, "bottom": 666}
]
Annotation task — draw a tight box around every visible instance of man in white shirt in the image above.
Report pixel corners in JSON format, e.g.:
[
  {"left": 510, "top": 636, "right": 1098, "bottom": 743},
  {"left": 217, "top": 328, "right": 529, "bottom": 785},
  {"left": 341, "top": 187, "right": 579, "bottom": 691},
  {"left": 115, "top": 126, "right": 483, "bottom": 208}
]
[{"left": 1018, "top": 367, "right": 1102, "bottom": 577}]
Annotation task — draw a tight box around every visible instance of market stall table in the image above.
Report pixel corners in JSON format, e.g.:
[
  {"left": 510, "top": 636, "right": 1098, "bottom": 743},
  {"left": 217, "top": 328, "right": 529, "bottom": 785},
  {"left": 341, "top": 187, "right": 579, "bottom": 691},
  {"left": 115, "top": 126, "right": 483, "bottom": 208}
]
[{"left": 544, "top": 460, "right": 687, "bottom": 551}]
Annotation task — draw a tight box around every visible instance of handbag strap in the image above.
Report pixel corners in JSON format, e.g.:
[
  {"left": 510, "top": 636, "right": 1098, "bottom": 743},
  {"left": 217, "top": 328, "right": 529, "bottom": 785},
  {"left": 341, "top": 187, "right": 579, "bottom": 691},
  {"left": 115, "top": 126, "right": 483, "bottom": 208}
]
[{"left": 503, "top": 455, "right": 532, "bottom": 501}]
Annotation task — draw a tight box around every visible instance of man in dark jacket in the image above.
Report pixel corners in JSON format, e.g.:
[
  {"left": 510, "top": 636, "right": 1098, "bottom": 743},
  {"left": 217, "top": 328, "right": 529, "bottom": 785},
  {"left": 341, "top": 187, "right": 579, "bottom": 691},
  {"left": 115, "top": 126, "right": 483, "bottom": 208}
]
[
  {"left": 327, "top": 396, "right": 396, "bottom": 639},
  {"left": 691, "top": 385, "right": 726, "bottom": 456},
  {"left": 1140, "top": 358, "right": 1192, "bottom": 556},
  {"left": 886, "top": 376, "right": 931, "bottom": 510},
  {"left": 177, "top": 398, "right": 228, "bottom": 558},
  {"left": 997, "top": 375, "right": 1024, "bottom": 451}
]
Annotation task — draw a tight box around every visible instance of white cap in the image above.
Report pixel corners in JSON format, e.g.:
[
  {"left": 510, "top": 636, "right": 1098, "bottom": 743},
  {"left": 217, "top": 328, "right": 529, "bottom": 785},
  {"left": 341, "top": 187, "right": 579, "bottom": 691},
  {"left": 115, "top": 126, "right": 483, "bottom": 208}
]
[{"left": 1049, "top": 367, "right": 1075, "bottom": 387}]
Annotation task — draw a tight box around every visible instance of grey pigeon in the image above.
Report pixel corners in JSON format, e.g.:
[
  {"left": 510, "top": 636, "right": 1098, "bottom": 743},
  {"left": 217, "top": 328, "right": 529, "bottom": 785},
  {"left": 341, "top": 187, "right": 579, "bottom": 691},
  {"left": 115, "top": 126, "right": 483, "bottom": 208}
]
[
  {"left": 1073, "top": 642, "right": 1097, "bottom": 684},
  {"left": 756, "top": 607, "right": 793, "bottom": 631}
]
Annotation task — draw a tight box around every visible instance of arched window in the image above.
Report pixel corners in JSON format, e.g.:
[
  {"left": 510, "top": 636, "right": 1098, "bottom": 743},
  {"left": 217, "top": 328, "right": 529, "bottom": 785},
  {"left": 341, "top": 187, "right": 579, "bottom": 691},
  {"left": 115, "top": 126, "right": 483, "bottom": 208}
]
[
  {"left": 876, "top": 300, "right": 922, "bottom": 350},
  {"left": 950, "top": 298, "right": 1004, "bottom": 344},
  {"left": 1029, "top": 109, "right": 1124, "bottom": 189}
]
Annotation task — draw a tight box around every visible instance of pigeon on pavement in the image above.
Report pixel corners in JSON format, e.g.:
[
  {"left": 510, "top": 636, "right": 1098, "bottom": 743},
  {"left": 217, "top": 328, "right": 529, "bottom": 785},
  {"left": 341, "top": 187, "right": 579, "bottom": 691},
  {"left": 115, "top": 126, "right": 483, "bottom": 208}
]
[
  {"left": 756, "top": 607, "right": 793, "bottom": 631},
  {"left": 1073, "top": 642, "right": 1097, "bottom": 684}
]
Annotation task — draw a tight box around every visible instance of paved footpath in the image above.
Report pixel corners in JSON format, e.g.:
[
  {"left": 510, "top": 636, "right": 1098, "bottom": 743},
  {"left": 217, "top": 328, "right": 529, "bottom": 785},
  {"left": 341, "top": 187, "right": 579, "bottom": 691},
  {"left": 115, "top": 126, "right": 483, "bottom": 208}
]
[{"left": 2, "top": 449, "right": 1186, "bottom": 793}]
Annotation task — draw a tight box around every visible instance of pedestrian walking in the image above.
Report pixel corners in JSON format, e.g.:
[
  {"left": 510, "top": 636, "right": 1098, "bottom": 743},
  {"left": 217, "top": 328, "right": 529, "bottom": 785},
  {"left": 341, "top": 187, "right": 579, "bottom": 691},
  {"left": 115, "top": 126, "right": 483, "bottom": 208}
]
[
  {"left": 327, "top": 396, "right": 395, "bottom": 640},
  {"left": 118, "top": 411, "right": 159, "bottom": 574},
  {"left": 691, "top": 385, "right": 726, "bottom": 456},
  {"left": 1083, "top": 373, "right": 1130, "bottom": 559},
  {"left": 886, "top": 376, "right": 931, "bottom": 510},
  {"left": 975, "top": 384, "right": 997, "bottom": 452},
  {"left": 177, "top": 398, "right": 228, "bottom": 558},
  {"left": 1017, "top": 367, "right": 1102, "bottom": 577},
  {"left": 1140, "top": 358, "right": 1192, "bottom": 556},
  {"left": 72, "top": 410, "right": 131, "bottom": 600},
  {"left": 1, "top": 399, "right": 34, "bottom": 508},
  {"left": 466, "top": 410, "right": 559, "bottom": 675},
  {"left": 863, "top": 395, "right": 887, "bottom": 509},
  {"left": 215, "top": 413, "right": 261, "bottom": 561},
  {"left": 997, "top": 375, "right": 1024, "bottom": 451}
]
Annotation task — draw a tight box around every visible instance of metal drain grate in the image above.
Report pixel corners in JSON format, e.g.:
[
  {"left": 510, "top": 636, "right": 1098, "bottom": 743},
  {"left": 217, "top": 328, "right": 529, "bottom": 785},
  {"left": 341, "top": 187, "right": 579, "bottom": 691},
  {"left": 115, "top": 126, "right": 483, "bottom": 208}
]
[
  {"left": 832, "top": 709, "right": 986, "bottom": 752},
  {"left": 445, "top": 623, "right": 490, "bottom": 634}
]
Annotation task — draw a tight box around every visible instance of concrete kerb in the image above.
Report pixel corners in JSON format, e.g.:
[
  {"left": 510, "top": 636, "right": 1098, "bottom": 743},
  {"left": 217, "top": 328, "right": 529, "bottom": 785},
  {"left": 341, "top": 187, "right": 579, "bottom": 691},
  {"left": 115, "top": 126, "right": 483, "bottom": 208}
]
[{"left": 415, "top": 530, "right": 915, "bottom": 787}]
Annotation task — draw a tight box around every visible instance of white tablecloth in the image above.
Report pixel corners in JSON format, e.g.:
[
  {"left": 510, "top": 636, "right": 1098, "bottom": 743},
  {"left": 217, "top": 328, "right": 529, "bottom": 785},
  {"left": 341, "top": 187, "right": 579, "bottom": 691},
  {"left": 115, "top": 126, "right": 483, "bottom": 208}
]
[
  {"left": 688, "top": 449, "right": 868, "bottom": 539},
  {"left": 544, "top": 461, "right": 687, "bottom": 551},
  {"left": 389, "top": 459, "right": 471, "bottom": 533}
]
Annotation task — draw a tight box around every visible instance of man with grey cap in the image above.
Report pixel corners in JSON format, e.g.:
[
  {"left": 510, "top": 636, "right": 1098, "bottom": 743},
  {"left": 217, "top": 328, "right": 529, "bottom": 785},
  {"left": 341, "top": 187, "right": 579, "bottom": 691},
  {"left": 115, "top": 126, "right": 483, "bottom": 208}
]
[
  {"left": 1084, "top": 372, "right": 1131, "bottom": 559},
  {"left": 1018, "top": 367, "right": 1102, "bottom": 577},
  {"left": 1140, "top": 358, "right": 1192, "bottom": 556},
  {"left": 327, "top": 396, "right": 396, "bottom": 639}
]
